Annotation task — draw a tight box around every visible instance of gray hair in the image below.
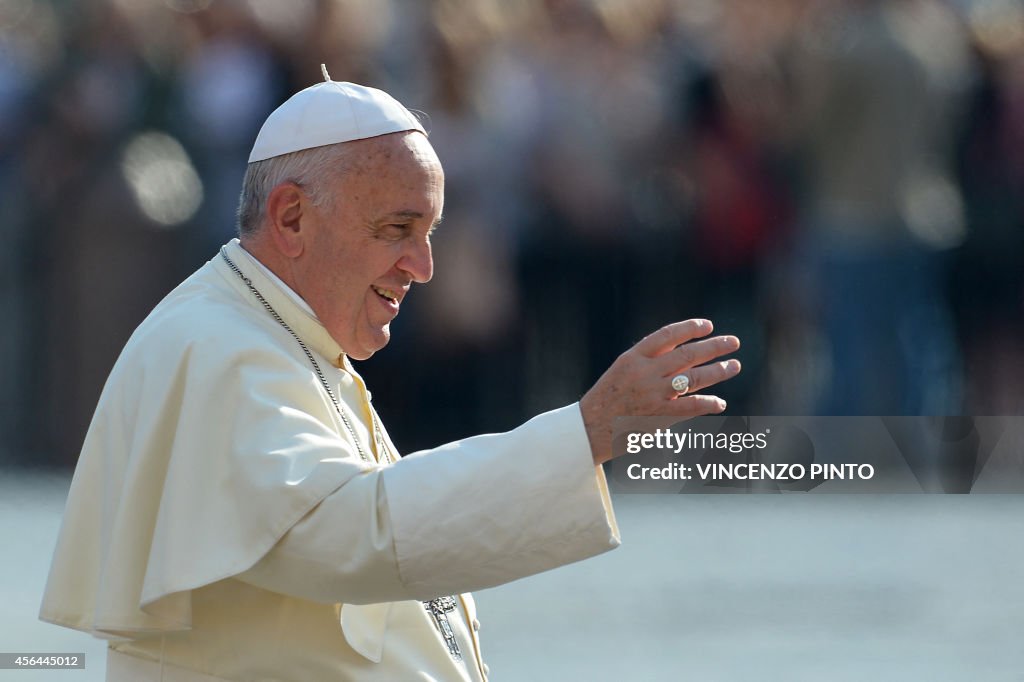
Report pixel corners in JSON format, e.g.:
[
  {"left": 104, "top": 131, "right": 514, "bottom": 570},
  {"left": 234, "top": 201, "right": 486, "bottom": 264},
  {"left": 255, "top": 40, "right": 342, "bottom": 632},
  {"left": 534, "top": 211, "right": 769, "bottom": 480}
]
[{"left": 236, "top": 142, "right": 354, "bottom": 236}]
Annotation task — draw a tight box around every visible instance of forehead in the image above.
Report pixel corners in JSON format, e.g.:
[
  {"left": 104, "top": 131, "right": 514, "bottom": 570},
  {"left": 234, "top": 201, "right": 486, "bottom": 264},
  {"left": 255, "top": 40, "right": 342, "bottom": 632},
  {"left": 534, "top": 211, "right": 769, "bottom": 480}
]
[
  {"left": 326, "top": 133, "right": 443, "bottom": 224},
  {"left": 342, "top": 132, "right": 443, "bottom": 190}
]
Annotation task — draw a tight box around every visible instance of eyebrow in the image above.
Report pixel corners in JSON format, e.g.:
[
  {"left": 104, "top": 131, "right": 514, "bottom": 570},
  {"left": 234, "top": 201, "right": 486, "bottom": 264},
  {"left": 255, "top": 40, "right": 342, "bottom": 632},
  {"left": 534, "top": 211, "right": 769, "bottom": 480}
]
[{"left": 382, "top": 210, "right": 444, "bottom": 228}]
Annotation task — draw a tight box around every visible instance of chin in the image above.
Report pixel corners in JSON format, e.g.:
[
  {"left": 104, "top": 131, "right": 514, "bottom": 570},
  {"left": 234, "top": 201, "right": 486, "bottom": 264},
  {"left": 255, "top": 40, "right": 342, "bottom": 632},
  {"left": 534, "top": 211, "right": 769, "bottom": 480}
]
[{"left": 347, "top": 332, "right": 391, "bottom": 361}]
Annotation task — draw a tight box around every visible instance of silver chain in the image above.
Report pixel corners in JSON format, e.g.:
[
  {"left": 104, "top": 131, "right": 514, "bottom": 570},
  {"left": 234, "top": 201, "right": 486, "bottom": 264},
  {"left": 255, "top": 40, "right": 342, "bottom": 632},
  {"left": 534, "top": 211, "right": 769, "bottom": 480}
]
[
  {"left": 221, "top": 248, "right": 464, "bottom": 659},
  {"left": 220, "top": 247, "right": 382, "bottom": 464}
]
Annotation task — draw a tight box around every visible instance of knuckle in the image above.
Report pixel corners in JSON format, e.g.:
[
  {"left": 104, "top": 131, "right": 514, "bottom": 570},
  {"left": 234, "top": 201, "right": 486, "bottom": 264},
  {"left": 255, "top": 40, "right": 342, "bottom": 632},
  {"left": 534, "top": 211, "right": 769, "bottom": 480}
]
[{"left": 676, "top": 344, "right": 695, "bottom": 366}]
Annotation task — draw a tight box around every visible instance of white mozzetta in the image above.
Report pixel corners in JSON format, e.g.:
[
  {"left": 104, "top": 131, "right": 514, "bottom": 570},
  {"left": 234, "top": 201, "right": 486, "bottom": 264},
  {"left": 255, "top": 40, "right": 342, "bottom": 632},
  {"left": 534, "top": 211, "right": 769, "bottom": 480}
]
[{"left": 40, "top": 239, "right": 619, "bottom": 681}]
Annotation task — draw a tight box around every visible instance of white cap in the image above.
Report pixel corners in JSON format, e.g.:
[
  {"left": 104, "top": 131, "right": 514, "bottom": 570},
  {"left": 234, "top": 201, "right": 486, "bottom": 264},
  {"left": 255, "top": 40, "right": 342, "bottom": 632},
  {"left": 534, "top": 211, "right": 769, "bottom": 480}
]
[{"left": 247, "top": 65, "right": 425, "bottom": 163}]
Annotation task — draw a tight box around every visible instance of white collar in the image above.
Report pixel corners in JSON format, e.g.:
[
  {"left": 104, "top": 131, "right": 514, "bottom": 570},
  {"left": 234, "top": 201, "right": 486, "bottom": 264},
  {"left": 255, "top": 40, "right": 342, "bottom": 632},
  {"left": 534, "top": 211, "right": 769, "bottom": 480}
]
[{"left": 236, "top": 241, "right": 318, "bottom": 319}]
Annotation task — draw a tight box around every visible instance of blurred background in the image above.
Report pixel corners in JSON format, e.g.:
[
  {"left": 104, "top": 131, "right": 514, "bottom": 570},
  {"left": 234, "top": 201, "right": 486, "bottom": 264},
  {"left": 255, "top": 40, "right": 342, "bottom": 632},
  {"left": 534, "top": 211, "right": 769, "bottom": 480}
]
[
  {"left": 1, "top": 0, "right": 1023, "bottom": 465},
  {"left": 2, "top": 0, "right": 1024, "bottom": 679}
]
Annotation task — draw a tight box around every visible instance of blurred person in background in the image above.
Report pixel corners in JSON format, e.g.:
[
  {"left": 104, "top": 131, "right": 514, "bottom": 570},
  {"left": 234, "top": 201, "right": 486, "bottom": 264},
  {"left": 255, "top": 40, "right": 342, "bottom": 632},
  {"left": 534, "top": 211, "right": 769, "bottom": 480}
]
[
  {"left": 17, "top": 1, "right": 192, "bottom": 464},
  {"left": 171, "top": 2, "right": 285, "bottom": 259},
  {"left": 0, "top": 0, "right": 39, "bottom": 465},
  {"left": 674, "top": 1, "right": 799, "bottom": 414},
  {"left": 786, "top": 0, "right": 974, "bottom": 416},
  {"left": 952, "top": 0, "right": 1024, "bottom": 414}
]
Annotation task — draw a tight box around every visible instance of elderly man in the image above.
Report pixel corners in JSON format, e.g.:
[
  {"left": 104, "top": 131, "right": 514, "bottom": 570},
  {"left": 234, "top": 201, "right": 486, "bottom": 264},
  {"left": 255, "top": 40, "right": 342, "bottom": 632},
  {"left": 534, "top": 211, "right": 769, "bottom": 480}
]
[{"left": 40, "top": 72, "right": 741, "bottom": 681}]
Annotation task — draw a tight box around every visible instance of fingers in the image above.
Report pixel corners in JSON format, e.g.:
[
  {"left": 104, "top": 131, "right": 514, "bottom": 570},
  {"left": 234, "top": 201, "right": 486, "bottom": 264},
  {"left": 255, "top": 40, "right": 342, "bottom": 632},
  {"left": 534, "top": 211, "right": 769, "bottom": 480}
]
[
  {"left": 669, "top": 394, "right": 729, "bottom": 417},
  {"left": 634, "top": 319, "right": 713, "bottom": 358},
  {"left": 664, "top": 359, "right": 742, "bottom": 399},
  {"left": 655, "top": 334, "right": 740, "bottom": 375},
  {"left": 582, "top": 319, "right": 742, "bottom": 464}
]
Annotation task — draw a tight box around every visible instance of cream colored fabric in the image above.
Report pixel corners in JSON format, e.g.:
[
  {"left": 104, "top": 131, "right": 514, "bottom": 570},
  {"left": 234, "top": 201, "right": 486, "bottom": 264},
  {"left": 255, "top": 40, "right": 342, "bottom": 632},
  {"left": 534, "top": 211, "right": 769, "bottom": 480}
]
[
  {"left": 236, "top": 244, "right": 315, "bottom": 317},
  {"left": 240, "top": 403, "right": 618, "bottom": 603},
  {"left": 107, "top": 648, "right": 230, "bottom": 682},
  {"left": 107, "top": 581, "right": 489, "bottom": 681},
  {"left": 41, "top": 239, "right": 619, "bottom": 681}
]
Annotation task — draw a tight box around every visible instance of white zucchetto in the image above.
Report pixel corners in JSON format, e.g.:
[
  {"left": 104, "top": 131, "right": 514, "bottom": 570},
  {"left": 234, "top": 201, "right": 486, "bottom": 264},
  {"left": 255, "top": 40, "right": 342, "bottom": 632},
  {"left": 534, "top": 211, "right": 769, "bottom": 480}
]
[{"left": 247, "top": 66, "right": 425, "bottom": 163}]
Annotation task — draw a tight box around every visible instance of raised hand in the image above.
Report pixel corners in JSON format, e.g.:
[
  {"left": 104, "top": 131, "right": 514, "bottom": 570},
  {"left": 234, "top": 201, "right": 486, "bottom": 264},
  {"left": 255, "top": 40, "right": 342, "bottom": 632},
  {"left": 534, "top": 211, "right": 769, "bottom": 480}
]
[{"left": 579, "top": 319, "right": 742, "bottom": 464}]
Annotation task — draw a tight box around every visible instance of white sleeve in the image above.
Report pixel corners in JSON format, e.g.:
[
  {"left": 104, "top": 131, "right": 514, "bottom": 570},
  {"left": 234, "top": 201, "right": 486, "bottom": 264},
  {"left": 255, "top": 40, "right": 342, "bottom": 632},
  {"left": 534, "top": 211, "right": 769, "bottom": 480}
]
[{"left": 237, "top": 403, "right": 620, "bottom": 604}]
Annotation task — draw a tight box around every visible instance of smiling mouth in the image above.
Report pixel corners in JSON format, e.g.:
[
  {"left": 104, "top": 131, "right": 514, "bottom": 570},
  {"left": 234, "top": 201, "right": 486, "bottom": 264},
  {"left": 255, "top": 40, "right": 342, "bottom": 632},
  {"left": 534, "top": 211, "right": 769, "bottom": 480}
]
[{"left": 372, "top": 286, "right": 399, "bottom": 304}]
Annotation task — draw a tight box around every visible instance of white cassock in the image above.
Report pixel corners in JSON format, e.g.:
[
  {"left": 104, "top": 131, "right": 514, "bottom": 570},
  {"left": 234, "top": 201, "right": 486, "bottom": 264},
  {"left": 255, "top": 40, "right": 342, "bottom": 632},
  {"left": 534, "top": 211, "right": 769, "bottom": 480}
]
[{"left": 39, "top": 239, "right": 620, "bottom": 681}]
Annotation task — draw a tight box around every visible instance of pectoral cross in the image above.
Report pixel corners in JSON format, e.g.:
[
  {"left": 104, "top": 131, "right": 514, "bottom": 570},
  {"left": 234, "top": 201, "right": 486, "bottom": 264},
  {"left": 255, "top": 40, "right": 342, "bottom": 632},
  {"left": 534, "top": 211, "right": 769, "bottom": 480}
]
[{"left": 424, "top": 596, "right": 462, "bottom": 660}]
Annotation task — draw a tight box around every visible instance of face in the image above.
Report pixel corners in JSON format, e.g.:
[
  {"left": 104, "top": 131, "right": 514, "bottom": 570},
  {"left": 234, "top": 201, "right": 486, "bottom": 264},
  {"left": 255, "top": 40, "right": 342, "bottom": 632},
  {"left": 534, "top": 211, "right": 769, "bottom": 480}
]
[{"left": 294, "top": 132, "right": 444, "bottom": 360}]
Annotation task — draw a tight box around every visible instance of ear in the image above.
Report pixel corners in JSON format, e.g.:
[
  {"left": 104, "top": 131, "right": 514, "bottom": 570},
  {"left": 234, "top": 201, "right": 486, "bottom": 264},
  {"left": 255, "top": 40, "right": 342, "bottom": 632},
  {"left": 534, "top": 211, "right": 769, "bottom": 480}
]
[{"left": 265, "top": 182, "right": 311, "bottom": 258}]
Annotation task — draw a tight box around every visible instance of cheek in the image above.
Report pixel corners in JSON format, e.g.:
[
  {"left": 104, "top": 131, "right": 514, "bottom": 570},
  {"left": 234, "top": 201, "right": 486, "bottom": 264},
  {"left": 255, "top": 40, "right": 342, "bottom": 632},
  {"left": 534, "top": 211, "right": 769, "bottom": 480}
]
[{"left": 329, "top": 272, "right": 369, "bottom": 319}]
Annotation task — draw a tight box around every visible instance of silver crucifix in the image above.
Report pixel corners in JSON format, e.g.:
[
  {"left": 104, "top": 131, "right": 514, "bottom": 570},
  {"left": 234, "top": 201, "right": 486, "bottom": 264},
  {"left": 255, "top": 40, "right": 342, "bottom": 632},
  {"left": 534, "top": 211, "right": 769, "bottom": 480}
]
[{"left": 424, "top": 596, "right": 462, "bottom": 660}]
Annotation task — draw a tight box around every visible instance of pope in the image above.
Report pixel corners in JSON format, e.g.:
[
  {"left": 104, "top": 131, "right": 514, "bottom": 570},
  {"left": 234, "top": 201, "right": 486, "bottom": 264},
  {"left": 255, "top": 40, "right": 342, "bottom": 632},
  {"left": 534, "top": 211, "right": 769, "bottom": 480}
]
[{"left": 40, "top": 68, "right": 742, "bottom": 681}]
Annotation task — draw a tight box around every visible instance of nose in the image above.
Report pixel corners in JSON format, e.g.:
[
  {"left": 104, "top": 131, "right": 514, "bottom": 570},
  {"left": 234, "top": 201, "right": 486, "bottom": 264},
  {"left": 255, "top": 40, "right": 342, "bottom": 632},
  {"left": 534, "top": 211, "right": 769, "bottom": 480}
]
[{"left": 398, "top": 237, "right": 433, "bottom": 283}]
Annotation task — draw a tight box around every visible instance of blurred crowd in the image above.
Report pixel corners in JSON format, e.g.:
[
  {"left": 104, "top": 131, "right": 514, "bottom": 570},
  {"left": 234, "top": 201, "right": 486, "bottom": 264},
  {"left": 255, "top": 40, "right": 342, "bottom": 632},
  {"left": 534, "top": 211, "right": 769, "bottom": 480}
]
[{"left": 1, "top": 0, "right": 1022, "bottom": 466}]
